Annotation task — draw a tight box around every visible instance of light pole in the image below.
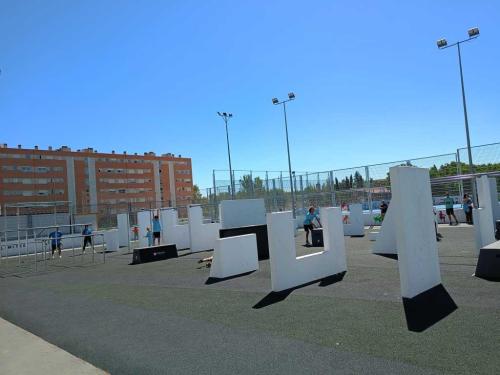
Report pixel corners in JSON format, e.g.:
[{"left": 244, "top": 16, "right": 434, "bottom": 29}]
[
  {"left": 217, "top": 112, "right": 235, "bottom": 199},
  {"left": 437, "top": 27, "right": 479, "bottom": 206},
  {"left": 272, "top": 92, "right": 296, "bottom": 218}
]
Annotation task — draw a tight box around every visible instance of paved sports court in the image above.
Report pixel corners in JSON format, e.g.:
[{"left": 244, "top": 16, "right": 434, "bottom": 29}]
[{"left": 0, "top": 225, "right": 498, "bottom": 374}]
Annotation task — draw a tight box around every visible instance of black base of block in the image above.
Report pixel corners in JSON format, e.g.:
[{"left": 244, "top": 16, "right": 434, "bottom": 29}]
[
  {"left": 475, "top": 244, "right": 500, "bottom": 280},
  {"left": 402, "top": 284, "right": 457, "bottom": 332},
  {"left": 132, "top": 244, "right": 178, "bottom": 264},
  {"left": 219, "top": 224, "right": 269, "bottom": 260}
]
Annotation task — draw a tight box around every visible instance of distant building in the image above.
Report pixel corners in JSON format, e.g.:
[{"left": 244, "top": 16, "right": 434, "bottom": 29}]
[{"left": 0, "top": 144, "right": 193, "bottom": 213}]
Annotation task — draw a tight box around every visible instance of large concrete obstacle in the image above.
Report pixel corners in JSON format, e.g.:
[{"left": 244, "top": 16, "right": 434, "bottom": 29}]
[
  {"left": 371, "top": 203, "right": 397, "bottom": 255},
  {"left": 161, "top": 208, "right": 190, "bottom": 250},
  {"left": 388, "top": 166, "right": 456, "bottom": 331},
  {"left": 473, "top": 176, "right": 499, "bottom": 253},
  {"left": 219, "top": 198, "right": 266, "bottom": 229},
  {"left": 267, "top": 207, "right": 347, "bottom": 292},
  {"left": 188, "top": 205, "right": 220, "bottom": 253},
  {"left": 210, "top": 234, "right": 259, "bottom": 279},
  {"left": 218, "top": 198, "right": 269, "bottom": 260},
  {"left": 343, "top": 203, "right": 364, "bottom": 236}
]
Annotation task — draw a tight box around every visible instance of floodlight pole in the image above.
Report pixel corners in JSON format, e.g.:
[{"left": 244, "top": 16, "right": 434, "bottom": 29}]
[
  {"left": 218, "top": 112, "right": 235, "bottom": 199},
  {"left": 273, "top": 96, "right": 296, "bottom": 218},
  {"left": 439, "top": 35, "right": 478, "bottom": 206}
]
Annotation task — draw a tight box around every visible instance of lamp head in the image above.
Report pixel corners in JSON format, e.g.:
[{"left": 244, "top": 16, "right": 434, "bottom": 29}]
[
  {"left": 272, "top": 98, "right": 279, "bottom": 105},
  {"left": 436, "top": 38, "right": 448, "bottom": 48},
  {"left": 468, "top": 27, "right": 479, "bottom": 38},
  {"left": 228, "top": 113, "right": 233, "bottom": 118},
  {"left": 217, "top": 111, "right": 222, "bottom": 116},
  {"left": 288, "top": 92, "right": 295, "bottom": 100}
]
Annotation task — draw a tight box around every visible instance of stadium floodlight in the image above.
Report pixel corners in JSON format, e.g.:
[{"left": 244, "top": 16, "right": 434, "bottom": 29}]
[
  {"left": 437, "top": 39, "right": 448, "bottom": 48},
  {"left": 468, "top": 27, "right": 479, "bottom": 38},
  {"left": 217, "top": 111, "right": 235, "bottom": 198},
  {"left": 436, "top": 28, "right": 480, "bottom": 206},
  {"left": 271, "top": 93, "right": 297, "bottom": 218}
]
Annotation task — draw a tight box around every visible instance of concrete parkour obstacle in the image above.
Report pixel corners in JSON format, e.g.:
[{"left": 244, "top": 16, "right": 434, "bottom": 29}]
[
  {"left": 473, "top": 175, "right": 500, "bottom": 280},
  {"left": 370, "top": 166, "right": 457, "bottom": 331},
  {"left": 267, "top": 207, "right": 347, "bottom": 292}
]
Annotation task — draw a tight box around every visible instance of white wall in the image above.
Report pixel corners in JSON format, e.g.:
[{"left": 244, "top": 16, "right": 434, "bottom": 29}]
[
  {"left": 267, "top": 207, "right": 346, "bottom": 292},
  {"left": 473, "top": 176, "right": 497, "bottom": 252},
  {"left": 161, "top": 208, "right": 190, "bottom": 250},
  {"left": 137, "top": 210, "right": 152, "bottom": 248},
  {"left": 219, "top": 199, "right": 266, "bottom": 229},
  {"left": 117, "top": 213, "right": 130, "bottom": 247},
  {"left": 188, "top": 205, "right": 220, "bottom": 253},
  {"left": 210, "top": 234, "right": 259, "bottom": 279},
  {"left": 343, "top": 203, "right": 364, "bottom": 236},
  {"left": 371, "top": 205, "right": 397, "bottom": 255},
  {"left": 390, "top": 166, "right": 442, "bottom": 299}
]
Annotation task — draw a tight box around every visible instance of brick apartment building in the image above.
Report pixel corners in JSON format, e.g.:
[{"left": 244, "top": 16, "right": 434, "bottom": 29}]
[{"left": 0, "top": 144, "right": 193, "bottom": 213}]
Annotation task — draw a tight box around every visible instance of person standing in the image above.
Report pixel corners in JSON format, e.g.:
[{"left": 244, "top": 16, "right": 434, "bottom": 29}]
[
  {"left": 380, "top": 201, "right": 388, "bottom": 220},
  {"left": 463, "top": 194, "right": 474, "bottom": 225},
  {"left": 82, "top": 225, "right": 92, "bottom": 253},
  {"left": 444, "top": 192, "right": 459, "bottom": 226},
  {"left": 132, "top": 226, "right": 139, "bottom": 241},
  {"left": 152, "top": 215, "right": 162, "bottom": 246},
  {"left": 48, "top": 227, "right": 63, "bottom": 259},
  {"left": 303, "top": 206, "right": 321, "bottom": 246}
]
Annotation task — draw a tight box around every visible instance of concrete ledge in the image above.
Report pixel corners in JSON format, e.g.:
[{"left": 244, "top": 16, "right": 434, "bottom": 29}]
[{"left": 0, "top": 318, "right": 107, "bottom": 375}]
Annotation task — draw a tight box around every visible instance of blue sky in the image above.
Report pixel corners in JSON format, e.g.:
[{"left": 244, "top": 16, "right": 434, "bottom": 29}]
[{"left": 1, "top": 0, "right": 499, "bottom": 188}]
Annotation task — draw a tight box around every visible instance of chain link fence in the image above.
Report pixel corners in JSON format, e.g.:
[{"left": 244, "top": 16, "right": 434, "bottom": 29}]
[{"left": 201, "top": 142, "right": 500, "bottom": 216}]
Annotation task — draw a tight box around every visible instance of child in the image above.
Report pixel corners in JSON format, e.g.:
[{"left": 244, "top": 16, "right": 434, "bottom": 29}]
[
  {"left": 132, "top": 226, "right": 139, "bottom": 241},
  {"left": 145, "top": 227, "right": 153, "bottom": 247},
  {"left": 303, "top": 206, "right": 321, "bottom": 246},
  {"left": 341, "top": 202, "right": 349, "bottom": 224},
  {"left": 439, "top": 210, "right": 446, "bottom": 224}
]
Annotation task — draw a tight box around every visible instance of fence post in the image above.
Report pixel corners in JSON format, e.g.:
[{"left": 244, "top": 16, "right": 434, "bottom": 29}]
[
  {"left": 212, "top": 170, "right": 218, "bottom": 206},
  {"left": 299, "top": 175, "right": 304, "bottom": 213},
  {"left": 365, "top": 166, "right": 372, "bottom": 213},
  {"left": 250, "top": 171, "right": 254, "bottom": 198},
  {"left": 456, "top": 149, "right": 464, "bottom": 199},
  {"left": 329, "top": 171, "right": 336, "bottom": 207},
  {"left": 272, "top": 178, "right": 277, "bottom": 212}
]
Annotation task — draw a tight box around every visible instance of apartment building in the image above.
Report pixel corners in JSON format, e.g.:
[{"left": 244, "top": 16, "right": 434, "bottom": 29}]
[{"left": 0, "top": 144, "right": 193, "bottom": 212}]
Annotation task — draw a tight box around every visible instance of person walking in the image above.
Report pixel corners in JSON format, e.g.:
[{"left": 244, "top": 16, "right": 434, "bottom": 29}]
[
  {"left": 380, "top": 201, "right": 388, "bottom": 220},
  {"left": 303, "top": 206, "right": 321, "bottom": 246},
  {"left": 444, "top": 192, "right": 459, "bottom": 226},
  {"left": 82, "top": 225, "right": 93, "bottom": 254},
  {"left": 152, "top": 215, "right": 162, "bottom": 246},
  {"left": 48, "top": 227, "right": 63, "bottom": 259},
  {"left": 463, "top": 194, "right": 474, "bottom": 225}
]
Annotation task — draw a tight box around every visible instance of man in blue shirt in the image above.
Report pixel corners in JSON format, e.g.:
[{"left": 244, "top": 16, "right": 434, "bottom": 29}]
[
  {"left": 152, "top": 215, "right": 162, "bottom": 246},
  {"left": 48, "top": 227, "right": 63, "bottom": 259},
  {"left": 82, "top": 225, "right": 93, "bottom": 253},
  {"left": 303, "top": 206, "right": 321, "bottom": 246}
]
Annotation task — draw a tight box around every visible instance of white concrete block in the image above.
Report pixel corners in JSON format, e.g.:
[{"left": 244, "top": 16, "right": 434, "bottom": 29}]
[
  {"left": 368, "top": 231, "right": 379, "bottom": 241},
  {"left": 210, "top": 234, "right": 259, "bottom": 279},
  {"left": 161, "top": 208, "right": 190, "bottom": 250},
  {"left": 219, "top": 199, "right": 266, "bottom": 229},
  {"left": 103, "top": 229, "right": 119, "bottom": 252},
  {"left": 117, "top": 213, "right": 130, "bottom": 247},
  {"left": 473, "top": 176, "right": 498, "bottom": 253},
  {"left": 137, "top": 210, "right": 152, "bottom": 248},
  {"left": 390, "top": 166, "right": 441, "bottom": 299},
  {"left": 371, "top": 205, "right": 397, "bottom": 255},
  {"left": 188, "top": 205, "right": 221, "bottom": 253},
  {"left": 267, "top": 207, "right": 346, "bottom": 292},
  {"left": 343, "top": 203, "right": 364, "bottom": 236}
]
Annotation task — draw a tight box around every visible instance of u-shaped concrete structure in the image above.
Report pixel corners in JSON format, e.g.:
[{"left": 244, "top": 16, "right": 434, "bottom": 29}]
[{"left": 267, "top": 207, "right": 347, "bottom": 292}]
